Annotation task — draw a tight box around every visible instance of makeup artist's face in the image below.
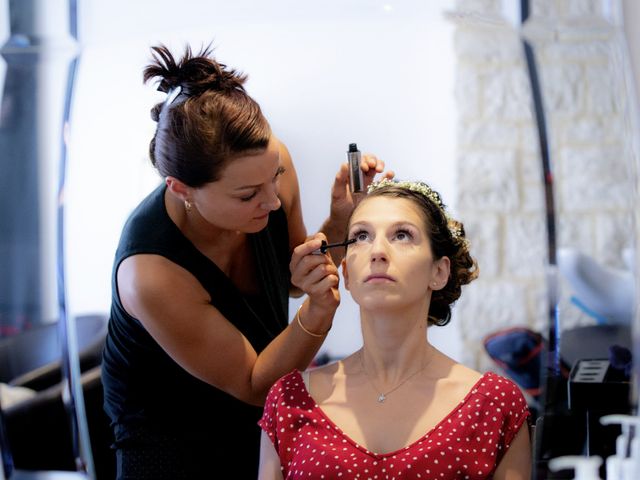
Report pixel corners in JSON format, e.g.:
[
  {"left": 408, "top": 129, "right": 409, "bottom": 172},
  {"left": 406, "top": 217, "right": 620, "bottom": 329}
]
[
  {"left": 190, "top": 136, "right": 283, "bottom": 233},
  {"left": 343, "top": 196, "right": 448, "bottom": 312}
]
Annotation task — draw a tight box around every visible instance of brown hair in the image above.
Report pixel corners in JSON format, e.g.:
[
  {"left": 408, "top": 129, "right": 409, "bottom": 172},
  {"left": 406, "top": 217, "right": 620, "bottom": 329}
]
[
  {"left": 351, "top": 182, "right": 479, "bottom": 326},
  {"left": 143, "top": 44, "right": 271, "bottom": 187}
]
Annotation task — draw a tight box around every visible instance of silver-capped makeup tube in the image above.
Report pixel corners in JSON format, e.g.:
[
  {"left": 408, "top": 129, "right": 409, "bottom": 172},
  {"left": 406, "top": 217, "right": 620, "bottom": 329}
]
[{"left": 347, "top": 143, "right": 364, "bottom": 193}]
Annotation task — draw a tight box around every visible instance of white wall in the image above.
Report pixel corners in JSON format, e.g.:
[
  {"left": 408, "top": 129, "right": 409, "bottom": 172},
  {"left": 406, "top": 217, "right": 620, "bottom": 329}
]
[{"left": 7, "top": 0, "right": 463, "bottom": 360}]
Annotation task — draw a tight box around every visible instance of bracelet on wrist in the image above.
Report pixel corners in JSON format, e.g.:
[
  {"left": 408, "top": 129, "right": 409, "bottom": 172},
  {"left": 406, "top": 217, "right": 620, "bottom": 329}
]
[{"left": 295, "top": 305, "right": 331, "bottom": 338}]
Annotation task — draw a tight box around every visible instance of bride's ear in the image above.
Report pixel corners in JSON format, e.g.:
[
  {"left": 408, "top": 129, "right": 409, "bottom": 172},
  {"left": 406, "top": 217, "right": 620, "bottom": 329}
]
[{"left": 430, "top": 256, "right": 450, "bottom": 291}]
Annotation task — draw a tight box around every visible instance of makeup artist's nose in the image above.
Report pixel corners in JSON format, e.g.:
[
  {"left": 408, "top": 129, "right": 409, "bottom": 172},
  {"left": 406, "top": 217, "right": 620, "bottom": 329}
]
[{"left": 259, "top": 184, "right": 281, "bottom": 211}]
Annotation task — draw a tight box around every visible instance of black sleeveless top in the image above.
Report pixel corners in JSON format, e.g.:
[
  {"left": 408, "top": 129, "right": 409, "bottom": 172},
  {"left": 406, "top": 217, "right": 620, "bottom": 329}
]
[{"left": 102, "top": 184, "right": 290, "bottom": 478}]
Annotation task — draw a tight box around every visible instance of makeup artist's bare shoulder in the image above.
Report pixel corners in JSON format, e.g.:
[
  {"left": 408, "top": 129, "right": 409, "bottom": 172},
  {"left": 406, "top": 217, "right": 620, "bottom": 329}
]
[{"left": 275, "top": 139, "right": 298, "bottom": 211}]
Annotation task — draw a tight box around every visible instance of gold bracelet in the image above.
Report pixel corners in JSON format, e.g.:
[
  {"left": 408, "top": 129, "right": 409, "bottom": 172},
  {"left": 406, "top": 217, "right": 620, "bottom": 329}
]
[{"left": 295, "top": 305, "right": 330, "bottom": 338}]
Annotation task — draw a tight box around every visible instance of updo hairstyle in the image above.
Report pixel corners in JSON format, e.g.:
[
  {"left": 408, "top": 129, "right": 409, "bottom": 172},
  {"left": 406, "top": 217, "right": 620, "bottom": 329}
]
[{"left": 143, "top": 44, "right": 271, "bottom": 187}]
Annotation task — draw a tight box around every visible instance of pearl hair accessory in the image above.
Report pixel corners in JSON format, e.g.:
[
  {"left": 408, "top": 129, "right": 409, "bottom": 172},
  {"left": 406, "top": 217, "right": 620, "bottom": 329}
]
[{"left": 367, "top": 178, "right": 463, "bottom": 241}]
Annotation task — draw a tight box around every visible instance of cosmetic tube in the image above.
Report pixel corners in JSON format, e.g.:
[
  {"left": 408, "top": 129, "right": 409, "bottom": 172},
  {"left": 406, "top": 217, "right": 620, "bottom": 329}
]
[{"left": 347, "top": 143, "right": 364, "bottom": 193}]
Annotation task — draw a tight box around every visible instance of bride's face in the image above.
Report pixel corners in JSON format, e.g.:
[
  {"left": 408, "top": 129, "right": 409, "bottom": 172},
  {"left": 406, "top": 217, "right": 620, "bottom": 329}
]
[{"left": 342, "top": 196, "right": 450, "bottom": 312}]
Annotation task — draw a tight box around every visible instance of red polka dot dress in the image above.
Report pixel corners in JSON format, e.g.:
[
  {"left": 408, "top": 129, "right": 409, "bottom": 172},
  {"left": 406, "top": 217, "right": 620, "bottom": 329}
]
[{"left": 259, "top": 370, "right": 529, "bottom": 479}]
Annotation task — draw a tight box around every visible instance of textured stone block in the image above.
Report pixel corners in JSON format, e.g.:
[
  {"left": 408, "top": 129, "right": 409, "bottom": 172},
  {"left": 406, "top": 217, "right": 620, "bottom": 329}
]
[
  {"left": 537, "top": 63, "right": 585, "bottom": 116},
  {"left": 566, "top": 0, "right": 605, "bottom": 16},
  {"left": 560, "top": 115, "right": 624, "bottom": 146},
  {"left": 504, "top": 214, "right": 547, "bottom": 277},
  {"left": 520, "top": 123, "right": 542, "bottom": 155},
  {"left": 530, "top": 0, "right": 562, "bottom": 18},
  {"left": 457, "top": 150, "right": 520, "bottom": 211},
  {"left": 457, "top": 279, "right": 529, "bottom": 335},
  {"left": 520, "top": 153, "right": 547, "bottom": 213},
  {"left": 454, "top": 0, "right": 502, "bottom": 15},
  {"left": 458, "top": 119, "right": 521, "bottom": 149},
  {"left": 483, "top": 67, "right": 534, "bottom": 121},
  {"left": 458, "top": 213, "right": 501, "bottom": 277},
  {"left": 558, "top": 213, "right": 596, "bottom": 255},
  {"left": 560, "top": 146, "right": 632, "bottom": 210},
  {"left": 456, "top": 64, "right": 481, "bottom": 119},
  {"left": 595, "top": 212, "right": 634, "bottom": 268},
  {"left": 540, "top": 41, "right": 611, "bottom": 64},
  {"left": 454, "top": 29, "right": 522, "bottom": 64},
  {"left": 585, "top": 64, "right": 620, "bottom": 115}
]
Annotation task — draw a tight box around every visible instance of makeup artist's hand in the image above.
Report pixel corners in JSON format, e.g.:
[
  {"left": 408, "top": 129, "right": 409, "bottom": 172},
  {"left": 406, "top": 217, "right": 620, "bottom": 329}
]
[
  {"left": 290, "top": 233, "right": 340, "bottom": 320},
  {"left": 329, "top": 153, "right": 394, "bottom": 224}
]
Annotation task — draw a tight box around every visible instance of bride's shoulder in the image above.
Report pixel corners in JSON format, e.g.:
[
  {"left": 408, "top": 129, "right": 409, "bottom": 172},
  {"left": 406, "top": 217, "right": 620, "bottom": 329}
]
[{"left": 445, "top": 361, "right": 484, "bottom": 391}]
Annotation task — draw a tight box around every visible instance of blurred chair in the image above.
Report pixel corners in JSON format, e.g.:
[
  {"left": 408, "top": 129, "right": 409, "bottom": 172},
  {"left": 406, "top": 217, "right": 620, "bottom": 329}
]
[
  {"left": 0, "top": 315, "right": 115, "bottom": 479},
  {"left": 4, "top": 366, "right": 114, "bottom": 479},
  {"left": 0, "top": 314, "right": 108, "bottom": 388}
]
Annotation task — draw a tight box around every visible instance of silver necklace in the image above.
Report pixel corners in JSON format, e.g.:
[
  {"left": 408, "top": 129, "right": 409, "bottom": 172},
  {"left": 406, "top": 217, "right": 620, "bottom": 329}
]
[{"left": 359, "top": 347, "right": 433, "bottom": 403}]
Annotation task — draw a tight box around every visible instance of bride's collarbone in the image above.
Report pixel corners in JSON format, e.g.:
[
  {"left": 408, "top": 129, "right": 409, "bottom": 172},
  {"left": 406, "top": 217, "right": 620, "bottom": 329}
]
[{"left": 311, "top": 373, "right": 478, "bottom": 454}]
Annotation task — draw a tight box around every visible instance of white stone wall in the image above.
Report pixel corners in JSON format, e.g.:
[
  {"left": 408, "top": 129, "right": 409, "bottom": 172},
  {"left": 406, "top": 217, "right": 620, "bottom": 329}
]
[{"left": 450, "top": 0, "right": 636, "bottom": 371}]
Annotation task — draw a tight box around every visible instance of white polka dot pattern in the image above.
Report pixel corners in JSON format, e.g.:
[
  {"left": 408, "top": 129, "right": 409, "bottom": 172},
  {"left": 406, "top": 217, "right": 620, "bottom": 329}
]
[{"left": 258, "top": 371, "right": 529, "bottom": 479}]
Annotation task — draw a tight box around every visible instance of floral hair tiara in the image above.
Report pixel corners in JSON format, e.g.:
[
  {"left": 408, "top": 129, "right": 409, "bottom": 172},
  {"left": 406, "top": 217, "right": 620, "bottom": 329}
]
[{"left": 367, "top": 178, "right": 464, "bottom": 241}]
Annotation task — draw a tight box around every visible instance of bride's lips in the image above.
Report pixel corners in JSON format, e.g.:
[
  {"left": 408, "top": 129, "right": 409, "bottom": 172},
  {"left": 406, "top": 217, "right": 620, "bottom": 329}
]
[{"left": 364, "top": 274, "right": 396, "bottom": 283}]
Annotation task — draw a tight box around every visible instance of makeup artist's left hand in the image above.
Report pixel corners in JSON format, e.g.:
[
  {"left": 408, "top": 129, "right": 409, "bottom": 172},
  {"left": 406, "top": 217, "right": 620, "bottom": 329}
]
[{"left": 329, "top": 153, "right": 394, "bottom": 223}]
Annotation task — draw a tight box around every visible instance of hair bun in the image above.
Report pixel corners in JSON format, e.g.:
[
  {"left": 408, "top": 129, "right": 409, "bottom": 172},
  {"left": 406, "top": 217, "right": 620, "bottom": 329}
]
[{"left": 143, "top": 44, "right": 247, "bottom": 98}]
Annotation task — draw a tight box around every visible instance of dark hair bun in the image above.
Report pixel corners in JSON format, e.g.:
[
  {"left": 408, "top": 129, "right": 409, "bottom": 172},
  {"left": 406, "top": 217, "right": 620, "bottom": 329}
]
[{"left": 143, "top": 44, "right": 247, "bottom": 100}]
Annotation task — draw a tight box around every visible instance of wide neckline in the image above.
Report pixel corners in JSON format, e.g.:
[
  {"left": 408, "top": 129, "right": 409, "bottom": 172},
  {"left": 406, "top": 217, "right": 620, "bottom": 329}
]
[{"left": 293, "top": 369, "right": 492, "bottom": 459}]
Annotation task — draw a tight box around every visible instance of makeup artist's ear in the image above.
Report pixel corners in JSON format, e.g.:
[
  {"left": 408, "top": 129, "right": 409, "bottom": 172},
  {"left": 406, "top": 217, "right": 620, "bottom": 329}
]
[
  {"left": 430, "top": 256, "right": 451, "bottom": 291},
  {"left": 341, "top": 259, "right": 350, "bottom": 291},
  {"left": 166, "top": 176, "right": 192, "bottom": 203}
]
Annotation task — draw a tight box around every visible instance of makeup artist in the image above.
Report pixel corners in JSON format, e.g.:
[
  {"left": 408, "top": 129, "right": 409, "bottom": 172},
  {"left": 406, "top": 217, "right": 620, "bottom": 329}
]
[{"left": 101, "top": 44, "right": 390, "bottom": 479}]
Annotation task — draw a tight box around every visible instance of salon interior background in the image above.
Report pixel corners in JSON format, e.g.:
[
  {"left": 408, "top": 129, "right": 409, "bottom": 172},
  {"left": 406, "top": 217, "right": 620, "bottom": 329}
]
[
  {"left": 0, "top": 0, "right": 462, "bottom": 360},
  {"left": 2, "top": 0, "right": 640, "bottom": 369}
]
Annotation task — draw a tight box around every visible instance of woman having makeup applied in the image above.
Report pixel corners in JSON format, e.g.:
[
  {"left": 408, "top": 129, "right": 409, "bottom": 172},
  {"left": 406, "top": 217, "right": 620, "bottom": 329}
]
[
  {"left": 101, "top": 44, "right": 390, "bottom": 479},
  {"left": 259, "top": 179, "right": 531, "bottom": 480}
]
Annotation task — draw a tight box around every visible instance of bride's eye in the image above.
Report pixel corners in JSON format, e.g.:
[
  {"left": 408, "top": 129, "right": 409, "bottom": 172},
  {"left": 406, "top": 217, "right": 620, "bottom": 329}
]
[
  {"left": 349, "top": 230, "right": 369, "bottom": 242},
  {"left": 394, "top": 229, "right": 413, "bottom": 241}
]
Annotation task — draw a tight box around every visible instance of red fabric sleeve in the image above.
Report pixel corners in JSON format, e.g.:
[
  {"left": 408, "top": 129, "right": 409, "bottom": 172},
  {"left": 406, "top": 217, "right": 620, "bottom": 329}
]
[{"left": 501, "top": 378, "right": 530, "bottom": 449}]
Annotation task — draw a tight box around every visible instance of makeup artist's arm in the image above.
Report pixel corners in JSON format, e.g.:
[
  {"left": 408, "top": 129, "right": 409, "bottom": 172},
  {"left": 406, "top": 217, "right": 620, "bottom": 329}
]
[
  {"left": 320, "top": 156, "right": 392, "bottom": 265},
  {"left": 116, "top": 236, "right": 338, "bottom": 407}
]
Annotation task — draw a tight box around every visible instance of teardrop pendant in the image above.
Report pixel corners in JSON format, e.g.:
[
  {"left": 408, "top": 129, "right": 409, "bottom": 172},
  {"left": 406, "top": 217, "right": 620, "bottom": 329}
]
[{"left": 377, "top": 394, "right": 386, "bottom": 403}]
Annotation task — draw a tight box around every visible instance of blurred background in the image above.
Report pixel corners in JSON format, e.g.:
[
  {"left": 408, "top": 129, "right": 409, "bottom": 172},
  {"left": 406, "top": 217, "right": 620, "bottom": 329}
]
[{"left": 1, "top": 0, "right": 639, "bottom": 478}]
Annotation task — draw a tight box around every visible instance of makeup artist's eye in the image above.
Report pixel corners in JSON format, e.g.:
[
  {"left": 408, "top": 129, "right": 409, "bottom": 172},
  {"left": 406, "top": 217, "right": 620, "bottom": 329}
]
[
  {"left": 240, "top": 191, "right": 258, "bottom": 202},
  {"left": 273, "top": 166, "right": 286, "bottom": 182}
]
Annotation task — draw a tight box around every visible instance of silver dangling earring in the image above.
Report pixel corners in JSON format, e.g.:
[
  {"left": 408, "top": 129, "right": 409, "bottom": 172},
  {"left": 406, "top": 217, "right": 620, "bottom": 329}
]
[{"left": 184, "top": 200, "right": 192, "bottom": 213}]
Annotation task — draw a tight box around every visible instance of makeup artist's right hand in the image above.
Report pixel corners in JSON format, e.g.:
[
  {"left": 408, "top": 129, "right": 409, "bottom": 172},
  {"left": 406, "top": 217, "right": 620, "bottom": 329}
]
[
  {"left": 290, "top": 233, "right": 340, "bottom": 317},
  {"left": 329, "top": 154, "right": 394, "bottom": 223}
]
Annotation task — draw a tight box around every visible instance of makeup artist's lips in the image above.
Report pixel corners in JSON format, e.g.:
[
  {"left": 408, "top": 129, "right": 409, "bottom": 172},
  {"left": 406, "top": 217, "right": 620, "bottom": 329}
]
[
  {"left": 254, "top": 212, "right": 270, "bottom": 220},
  {"left": 364, "top": 274, "right": 396, "bottom": 283}
]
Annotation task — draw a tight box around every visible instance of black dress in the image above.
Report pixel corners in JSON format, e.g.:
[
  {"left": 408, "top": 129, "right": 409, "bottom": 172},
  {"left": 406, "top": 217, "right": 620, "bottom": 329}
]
[{"left": 102, "top": 184, "right": 290, "bottom": 479}]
